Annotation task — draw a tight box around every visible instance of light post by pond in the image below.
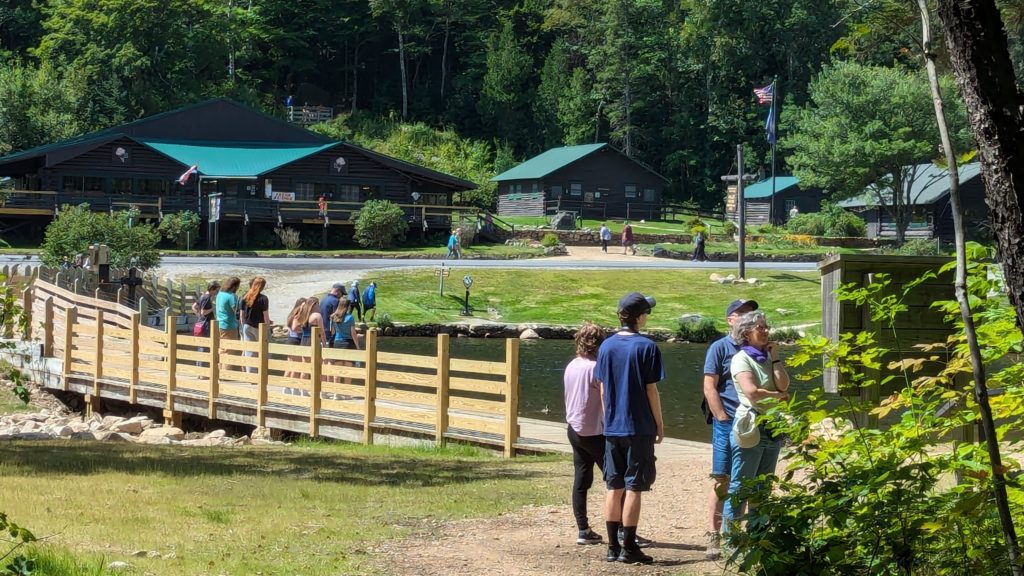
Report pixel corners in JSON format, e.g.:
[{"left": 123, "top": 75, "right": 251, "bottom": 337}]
[{"left": 461, "top": 275, "right": 473, "bottom": 316}]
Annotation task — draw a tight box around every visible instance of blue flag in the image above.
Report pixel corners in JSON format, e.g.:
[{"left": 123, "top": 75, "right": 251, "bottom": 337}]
[{"left": 765, "top": 100, "right": 777, "bottom": 145}]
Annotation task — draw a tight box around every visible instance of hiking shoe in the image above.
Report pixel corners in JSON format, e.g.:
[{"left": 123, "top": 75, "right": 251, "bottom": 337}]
[
  {"left": 618, "top": 529, "right": 653, "bottom": 548},
  {"left": 576, "top": 528, "right": 602, "bottom": 545},
  {"left": 704, "top": 530, "right": 721, "bottom": 560},
  {"left": 606, "top": 546, "right": 622, "bottom": 562},
  {"left": 618, "top": 547, "right": 654, "bottom": 565}
]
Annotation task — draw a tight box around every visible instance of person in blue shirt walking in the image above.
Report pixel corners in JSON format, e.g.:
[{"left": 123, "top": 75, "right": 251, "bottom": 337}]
[
  {"left": 320, "top": 283, "right": 344, "bottom": 346},
  {"left": 348, "top": 281, "right": 363, "bottom": 322},
  {"left": 700, "top": 298, "right": 758, "bottom": 560},
  {"left": 362, "top": 282, "right": 377, "bottom": 322},
  {"left": 595, "top": 292, "right": 664, "bottom": 565}
]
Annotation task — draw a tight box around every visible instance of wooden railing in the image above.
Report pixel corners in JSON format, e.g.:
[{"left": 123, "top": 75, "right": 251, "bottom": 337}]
[{"left": 26, "top": 279, "right": 523, "bottom": 456}]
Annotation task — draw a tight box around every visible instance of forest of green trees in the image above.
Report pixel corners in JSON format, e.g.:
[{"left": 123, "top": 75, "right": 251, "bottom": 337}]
[{"left": 3, "top": 0, "right": 1024, "bottom": 210}]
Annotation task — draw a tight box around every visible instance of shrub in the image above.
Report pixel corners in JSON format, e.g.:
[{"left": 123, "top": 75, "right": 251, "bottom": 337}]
[
  {"left": 676, "top": 316, "right": 722, "bottom": 342},
  {"left": 41, "top": 203, "right": 161, "bottom": 269},
  {"left": 787, "top": 202, "right": 867, "bottom": 237},
  {"left": 786, "top": 212, "right": 826, "bottom": 236},
  {"left": 275, "top": 226, "right": 302, "bottom": 250},
  {"left": 376, "top": 312, "right": 394, "bottom": 330},
  {"left": 353, "top": 199, "right": 408, "bottom": 249},
  {"left": 722, "top": 220, "right": 738, "bottom": 236},
  {"left": 685, "top": 215, "right": 704, "bottom": 229},
  {"left": 157, "top": 211, "right": 201, "bottom": 249},
  {"left": 540, "top": 232, "right": 560, "bottom": 247},
  {"left": 768, "top": 326, "right": 801, "bottom": 342},
  {"left": 885, "top": 237, "right": 943, "bottom": 256},
  {"left": 757, "top": 224, "right": 785, "bottom": 235}
]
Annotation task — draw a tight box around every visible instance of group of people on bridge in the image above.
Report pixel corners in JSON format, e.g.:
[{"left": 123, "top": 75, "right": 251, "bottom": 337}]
[{"left": 564, "top": 296, "right": 788, "bottom": 564}]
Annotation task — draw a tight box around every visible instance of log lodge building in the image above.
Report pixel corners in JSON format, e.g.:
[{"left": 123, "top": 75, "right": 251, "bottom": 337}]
[{"left": 0, "top": 99, "right": 477, "bottom": 247}]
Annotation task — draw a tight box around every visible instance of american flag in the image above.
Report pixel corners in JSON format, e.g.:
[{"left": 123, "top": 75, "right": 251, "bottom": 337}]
[
  {"left": 754, "top": 83, "right": 774, "bottom": 105},
  {"left": 177, "top": 164, "right": 198, "bottom": 185}
]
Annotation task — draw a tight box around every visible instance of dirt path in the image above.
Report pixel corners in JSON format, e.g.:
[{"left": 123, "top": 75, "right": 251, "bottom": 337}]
[{"left": 374, "top": 454, "right": 725, "bottom": 576}]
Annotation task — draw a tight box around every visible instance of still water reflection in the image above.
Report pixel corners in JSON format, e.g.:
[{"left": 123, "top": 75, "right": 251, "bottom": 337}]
[{"left": 376, "top": 337, "right": 818, "bottom": 443}]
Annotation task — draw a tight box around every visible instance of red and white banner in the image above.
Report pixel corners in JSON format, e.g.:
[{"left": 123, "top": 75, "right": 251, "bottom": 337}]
[{"left": 177, "top": 165, "right": 198, "bottom": 185}]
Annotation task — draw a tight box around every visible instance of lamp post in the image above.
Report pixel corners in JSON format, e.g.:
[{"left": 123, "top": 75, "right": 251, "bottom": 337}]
[
  {"left": 411, "top": 191, "right": 424, "bottom": 240},
  {"left": 460, "top": 275, "right": 473, "bottom": 316}
]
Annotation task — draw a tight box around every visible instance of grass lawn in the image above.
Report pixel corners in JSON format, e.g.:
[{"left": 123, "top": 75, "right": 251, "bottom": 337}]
[
  {"left": 369, "top": 268, "right": 822, "bottom": 331},
  {"left": 156, "top": 243, "right": 544, "bottom": 259},
  {"left": 652, "top": 241, "right": 861, "bottom": 257},
  {"left": 0, "top": 441, "right": 565, "bottom": 575}
]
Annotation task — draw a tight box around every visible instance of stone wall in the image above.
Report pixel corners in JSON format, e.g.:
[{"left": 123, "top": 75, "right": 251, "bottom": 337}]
[{"left": 511, "top": 228, "right": 897, "bottom": 249}]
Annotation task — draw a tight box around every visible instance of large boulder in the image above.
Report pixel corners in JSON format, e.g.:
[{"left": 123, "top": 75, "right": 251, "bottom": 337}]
[
  {"left": 139, "top": 426, "right": 184, "bottom": 443},
  {"left": 550, "top": 212, "right": 576, "bottom": 230}
]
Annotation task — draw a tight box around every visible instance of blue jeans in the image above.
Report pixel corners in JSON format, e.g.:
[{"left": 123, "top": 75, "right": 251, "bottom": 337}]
[
  {"left": 722, "top": 428, "right": 781, "bottom": 531},
  {"left": 711, "top": 418, "right": 735, "bottom": 478}
]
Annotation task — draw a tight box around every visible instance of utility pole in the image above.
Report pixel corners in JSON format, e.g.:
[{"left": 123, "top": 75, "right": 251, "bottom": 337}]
[{"left": 721, "top": 145, "right": 755, "bottom": 279}]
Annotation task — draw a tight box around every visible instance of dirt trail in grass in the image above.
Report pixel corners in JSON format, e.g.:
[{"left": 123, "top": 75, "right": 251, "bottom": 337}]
[{"left": 374, "top": 454, "right": 724, "bottom": 576}]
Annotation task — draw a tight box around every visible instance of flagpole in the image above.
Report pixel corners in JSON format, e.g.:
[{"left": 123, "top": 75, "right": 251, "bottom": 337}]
[{"left": 769, "top": 75, "right": 778, "bottom": 225}]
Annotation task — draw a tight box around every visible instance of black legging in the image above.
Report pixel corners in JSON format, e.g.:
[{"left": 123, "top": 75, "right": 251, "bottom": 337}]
[{"left": 567, "top": 426, "right": 606, "bottom": 530}]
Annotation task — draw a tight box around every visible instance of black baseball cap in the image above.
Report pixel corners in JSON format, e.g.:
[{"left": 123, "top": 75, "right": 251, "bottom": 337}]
[
  {"left": 726, "top": 299, "right": 759, "bottom": 317},
  {"left": 332, "top": 283, "right": 345, "bottom": 291},
  {"left": 618, "top": 292, "right": 656, "bottom": 316}
]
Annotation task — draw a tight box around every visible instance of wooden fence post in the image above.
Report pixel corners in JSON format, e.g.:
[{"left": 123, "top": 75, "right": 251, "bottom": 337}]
[
  {"left": 20, "top": 286, "right": 32, "bottom": 340},
  {"left": 42, "top": 297, "right": 53, "bottom": 356},
  {"left": 363, "top": 329, "right": 378, "bottom": 445},
  {"left": 129, "top": 312, "right": 140, "bottom": 404},
  {"left": 165, "top": 313, "right": 178, "bottom": 420},
  {"left": 93, "top": 310, "right": 104, "bottom": 399},
  {"left": 504, "top": 338, "right": 520, "bottom": 458},
  {"left": 208, "top": 319, "right": 220, "bottom": 419},
  {"left": 435, "top": 333, "right": 450, "bottom": 446},
  {"left": 256, "top": 322, "right": 269, "bottom": 427},
  {"left": 62, "top": 306, "right": 76, "bottom": 391},
  {"left": 310, "top": 326, "right": 322, "bottom": 437},
  {"left": 138, "top": 298, "right": 148, "bottom": 322}
]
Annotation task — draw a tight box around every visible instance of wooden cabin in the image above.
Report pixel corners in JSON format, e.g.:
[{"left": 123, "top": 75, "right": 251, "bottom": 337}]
[
  {"left": 730, "top": 176, "right": 822, "bottom": 226},
  {"left": 0, "top": 99, "right": 477, "bottom": 246},
  {"left": 838, "top": 162, "right": 989, "bottom": 241},
  {"left": 491, "top": 143, "right": 668, "bottom": 220}
]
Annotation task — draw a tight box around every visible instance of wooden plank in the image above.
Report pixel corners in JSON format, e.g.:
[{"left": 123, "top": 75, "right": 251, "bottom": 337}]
[
  {"left": 376, "top": 405, "right": 435, "bottom": 427},
  {"left": 376, "top": 351, "right": 437, "bottom": 369},
  {"left": 43, "top": 297, "right": 53, "bottom": 357},
  {"left": 63, "top": 306, "right": 76, "bottom": 391},
  {"left": 363, "top": 330, "right": 378, "bottom": 445},
  {"left": 139, "top": 359, "right": 167, "bottom": 371},
  {"left": 450, "top": 357, "right": 506, "bottom": 376},
  {"left": 436, "top": 334, "right": 450, "bottom": 445},
  {"left": 219, "top": 382, "right": 258, "bottom": 400},
  {"left": 321, "top": 364, "right": 365, "bottom": 380},
  {"left": 93, "top": 310, "right": 104, "bottom": 397},
  {"left": 267, "top": 358, "right": 312, "bottom": 372},
  {"left": 218, "top": 354, "right": 261, "bottom": 368},
  {"left": 322, "top": 347, "right": 365, "bottom": 363},
  {"left": 104, "top": 326, "right": 132, "bottom": 339},
  {"left": 175, "top": 349, "right": 208, "bottom": 362},
  {"left": 268, "top": 342, "right": 307, "bottom": 356},
  {"left": 69, "top": 361, "right": 94, "bottom": 375},
  {"left": 449, "top": 395, "right": 505, "bottom": 415},
  {"left": 449, "top": 376, "right": 505, "bottom": 395},
  {"left": 376, "top": 387, "right": 436, "bottom": 406},
  {"left": 257, "top": 323, "right": 269, "bottom": 427},
  {"left": 104, "top": 367, "right": 132, "bottom": 381},
  {"left": 504, "top": 338, "right": 520, "bottom": 458},
  {"left": 176, "top": 335, "right": 209, "bottom": 347},
  {"left": 221, "top": 340, "right": 260, "bottom": 354},
  {"left": 310, "top": 326, "right": 323, "bottom": 437},
  {"left": 320, "top": 397, "right": 364, "bottom": 414},
  {"left": 449, "top": 414, "right": 504, "bottom": 436},
  {"left": 267, "top": 391, "right": 309, "bottom": 407},
  {"left": 219, "top": 368, "right": 260, "bottom": 385},
  {"left": 166, "top": 314, "right": 178, "bottom": 413},
  {"left": 376, "top": 369, "right": 437, "bottom": 388},
  {"left": 209, "top": 320, "right": 220, "bottom": 419},
  {"left": 320, "top": 383, "right": 365, "bottom": 398},
  {"left": 174, "top": 363, "right": 210, "bottom": 378}
]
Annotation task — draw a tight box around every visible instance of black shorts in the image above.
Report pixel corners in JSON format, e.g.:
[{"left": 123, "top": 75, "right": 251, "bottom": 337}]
[
  {"left": 335, "top": 339, "right": 356, "bottom": 350},
  {"left": 287, "top": 336, "right": 301, "bottom": 345},
  {"left": 604, "top": 435, "right": 657, "bottom": 491}
]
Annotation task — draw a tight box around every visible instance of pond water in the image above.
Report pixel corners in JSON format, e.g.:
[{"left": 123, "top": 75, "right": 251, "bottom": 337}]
[{"left": 376, "top": 337, "right": 819, "bottom": 444}]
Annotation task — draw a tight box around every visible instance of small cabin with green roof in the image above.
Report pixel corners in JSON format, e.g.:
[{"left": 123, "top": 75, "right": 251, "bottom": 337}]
[
  {"left": 491, "top": 143, "right": 668, "bottom": 219},
  {"left": 736, "top": 176, "right": 820, "bottom": 226}
]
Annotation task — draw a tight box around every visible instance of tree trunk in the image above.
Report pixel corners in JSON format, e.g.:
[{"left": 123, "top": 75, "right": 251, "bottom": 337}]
[
  {"left": 921, "top": 1, "right": 1022, "bottom": 572},
  {"left": 397, "top": 22, "right": 409, "bottom": 119},
  {"left": 441, "top": 8, "right": 450, "bottom": 99},
  {"left": 936, "top": 0, "right": 1024, "bottom": 329},
  {"left": 352, "top": 40, "right": 360, "bottom": 114}
]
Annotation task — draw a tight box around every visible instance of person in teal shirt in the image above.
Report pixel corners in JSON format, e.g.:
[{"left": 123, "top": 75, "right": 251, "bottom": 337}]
[{"left": 215, "top": 276, "right": 241, "bottom": 339}]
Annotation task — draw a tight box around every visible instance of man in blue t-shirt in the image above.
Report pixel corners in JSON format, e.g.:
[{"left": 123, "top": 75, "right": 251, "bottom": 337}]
[
  {"left": 320, "top": 283, "right": 344, "bottom": 346},
  {"left": 700, "top": 298, "right": 758, "bottom": 559},
  {"left": 595, "top": 292, "right": 664, "bottom": 565}
]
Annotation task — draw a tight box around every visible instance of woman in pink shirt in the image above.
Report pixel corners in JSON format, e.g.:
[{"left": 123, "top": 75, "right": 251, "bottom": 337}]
[{"left": 564, "top": 321, "right": 606, "bottom": 545}]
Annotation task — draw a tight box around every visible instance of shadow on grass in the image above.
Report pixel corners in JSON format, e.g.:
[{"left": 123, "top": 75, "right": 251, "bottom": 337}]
[
  {"left": 765, "top": 273, "right": 822, "bottom": 285},
  {"left": 0, "top": 442, "right": 554, "bottom": 487}
]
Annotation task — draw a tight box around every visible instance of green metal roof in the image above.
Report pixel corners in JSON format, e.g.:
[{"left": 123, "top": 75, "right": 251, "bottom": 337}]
[
  {"left": 839, "top": 162, "right": 982, "bottom": 208},
  {"left": 490, "top": 143, "right": 607, "bottom": 181},
  {"left": 743, "top": 176, "right": 800, "bottom": 199},
  {"left": 138, "top": 139, "right": 340, "bottom": 177}
]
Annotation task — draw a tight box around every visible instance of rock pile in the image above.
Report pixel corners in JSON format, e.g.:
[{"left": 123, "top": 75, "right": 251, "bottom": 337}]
[{"left": 0, "top": 410, "right": 286, "bottom": 447}]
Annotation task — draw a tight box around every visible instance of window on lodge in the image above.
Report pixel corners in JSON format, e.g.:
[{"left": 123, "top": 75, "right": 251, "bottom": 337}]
[
  {"left": 294, "top": 182, "right": 315, "bottom": 200},
  {"left": 62, "top": 176, "right": 105, "bottom": 193},
  {"left": 625, "top": 184, "right": 638, "bottom": 199},
  {"left": 643, "top": 188, "right": 656, "bottom": 202},
  {"left": 569, "top": 182, "right": 582, "bottom": 196},
  {"left": 419, "top": 193, "right": 447, "bottom": 205}
]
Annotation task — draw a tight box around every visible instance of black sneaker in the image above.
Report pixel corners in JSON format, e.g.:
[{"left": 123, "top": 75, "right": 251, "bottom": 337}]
[
  {"left": 576, "top": 528, "right": 602, "bottom": 545},
  {"left": 618, "top": 529, "right": 654, "bottom": 548},
  {"left": 606, "top": 546, "right": 621, "bottom": 562},
  {"left": 618, "top": 547, "right": 654, "bottom": 565}
]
